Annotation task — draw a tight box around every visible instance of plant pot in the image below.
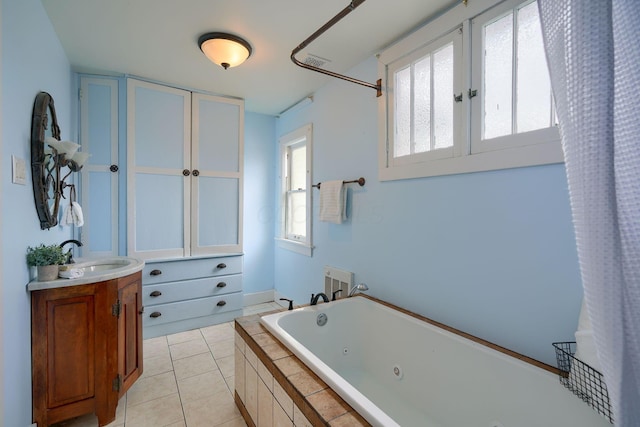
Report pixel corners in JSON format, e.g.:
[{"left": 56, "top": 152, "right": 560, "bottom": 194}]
[{"left": 37, "top": 265, "right": 59, "bottom": 282}]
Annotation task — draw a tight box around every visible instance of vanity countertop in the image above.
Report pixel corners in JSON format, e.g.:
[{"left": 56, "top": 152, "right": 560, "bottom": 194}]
[{"left": 27, "top": 257, "right": 145, "bottom": 292}]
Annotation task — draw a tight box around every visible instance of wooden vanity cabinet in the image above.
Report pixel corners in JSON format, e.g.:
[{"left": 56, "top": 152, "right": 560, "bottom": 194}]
[{"left": 31, "top": 272, "right": 143, "bottom": 427}]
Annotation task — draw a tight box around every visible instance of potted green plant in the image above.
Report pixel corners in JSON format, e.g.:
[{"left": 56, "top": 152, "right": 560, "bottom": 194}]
[{"left": 26, "top": 244, "right": 67, "bottom": 281}]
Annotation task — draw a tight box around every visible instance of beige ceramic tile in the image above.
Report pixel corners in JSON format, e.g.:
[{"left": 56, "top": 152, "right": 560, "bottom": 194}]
[
  {"left": 215, "top": 417, "right": 248, "bottom": 427},
  {"left": 234, "top": 331, "right": 246, "bottom": 354},
  {"left": 169, "top": 337, "right": 210, "bottom": 360},
  {"left": 204, "top": 327, "right": 236, "bottom": 345},
  {"left": 273, "top": 399, "right": 293, "bottom": 427},
  {"left": 235, "top": 349, "right": 246, "bottom": 402},
  {"left": 166, "top": 328, "right": 203, "bottom": 345},
  {"left": 258, "top": 359, "right": 273, "bottom": 392},
  {"left": 245, "top": 359, "right": 258, "bottom": 422},
  {"left": 126, "top": 371, "right": 178, "bottom": 407},
  {"left": 165, "top": 422, "right": 187, "bottom": 427},
  {"left": 177, "top": 370, "right": 230, "bottom": 403},
  {"left": 245, "top": 346, "right": 258, "bottom": 369},
  {"left": 293, "top": 404, "right": 313, "bottom": 427},
  {"left": 217, "top": 354, "right": 235, "bottom": 378},
  {"left": 306, "top": 389, "right": 350, "bottom": 422},
  {"left": 172, "top": 351, "right": 219, "bottom": 380},
  {"left": 273, "top": 380, "right": 293, "bottom": 420},
  {"left": 225, "top": 375, "right": 235, "bottom": 395},
  {"left": 258, "top": 376, "right": 274, "bottom": 427},
  {"left": 143, "top": 336, "right": 169, "bottom": 360},
  {"left": 210, "top": 338, "right": 236, "bottom": 359},
  {"left": 124, "top": 392, "right": 184, "bottom": 427},
  {"left": 182, "top": 390, "right": 242, "bottom": 427},
  {"left": 143, "top": 352, "right": 173, "bottom": 377}
]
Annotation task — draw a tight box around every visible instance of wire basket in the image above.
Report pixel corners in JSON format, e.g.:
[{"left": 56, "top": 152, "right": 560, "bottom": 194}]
[{"left": 552, "top": 342, "right": 613, "bottom": 423}]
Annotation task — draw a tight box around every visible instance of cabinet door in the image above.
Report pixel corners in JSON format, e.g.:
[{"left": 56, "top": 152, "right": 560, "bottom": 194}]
[
  {"left": 117, "top": 272, "right": 143, "bottom": 396},
  {"left": 127, "top": 79, "right": 191, "bottom": 259},
  {"left": 79, "top": 77, "right": 119, "bottom": 257},
  {"left": 191, "top": 93, "right": 244, "bottom": 255}
]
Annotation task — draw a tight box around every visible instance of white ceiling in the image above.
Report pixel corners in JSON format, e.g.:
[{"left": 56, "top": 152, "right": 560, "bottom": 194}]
[{"left": 41, "top": 0, "right": 457, "bottom": 116}]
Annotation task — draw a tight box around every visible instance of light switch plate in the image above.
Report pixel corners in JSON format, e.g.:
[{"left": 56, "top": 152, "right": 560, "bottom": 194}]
[{"left": 12, "top": 155, "right": 26, "bottom": 185}]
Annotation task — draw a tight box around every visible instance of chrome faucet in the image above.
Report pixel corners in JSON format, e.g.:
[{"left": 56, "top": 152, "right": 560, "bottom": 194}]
[
  {"left": 348, "top": 283, "right": 369, "bottom": 297},
  {"left": 310, "top": 292, "right": 330, "bottom": 305},
  {"left": 59, "top": 239, "right": 83, "bottom": 264}
]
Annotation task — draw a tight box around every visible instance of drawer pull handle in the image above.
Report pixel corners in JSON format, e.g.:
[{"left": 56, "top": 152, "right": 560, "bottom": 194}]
[
  {"left": 216, "top": 263, "right": 227, "bottom": 269},
  {"left": 150, "top": 290, "right": 162, "bottom": 297},
  {"left": 216, "top": 282, "right": 227, "bottom": 288},
  {"left": 150, "top": 269, "right": 162, "bottom": 276},
  {"left": 150, "top": 311, "right": 162, "bottom": 318},
  {"left": 139, "top": 306, "right": 145, "bottom": 315},
  {"left": 217, "top": 300, "right": 227, "bottom": 307}
]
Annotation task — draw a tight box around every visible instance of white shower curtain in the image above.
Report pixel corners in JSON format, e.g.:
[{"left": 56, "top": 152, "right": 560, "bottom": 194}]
[{"left": 537, "top": 1, "right": 640, "bottom": 425}]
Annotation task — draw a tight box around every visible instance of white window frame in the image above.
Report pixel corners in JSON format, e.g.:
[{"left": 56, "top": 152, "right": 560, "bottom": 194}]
[
  {"left": 387, "top": 29, "right": 463, "bottom": 166},
  {"left": 276, "top": 124, "right": 313, "bottom": 256},
  {"left": 378, "top": 0, "right": 563, "bottom": 182}
]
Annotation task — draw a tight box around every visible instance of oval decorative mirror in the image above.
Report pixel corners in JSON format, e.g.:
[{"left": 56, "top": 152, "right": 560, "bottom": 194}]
[{"left": 31, "top": 92, "right": 61, "bottom": 230}]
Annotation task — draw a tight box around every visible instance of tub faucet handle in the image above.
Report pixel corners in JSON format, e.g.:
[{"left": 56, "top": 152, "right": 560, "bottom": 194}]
[
  {"left": 332, "top": 289, "right": 342, "bottom": 301},
  {"left": 279, "top": 298, "right": 294, "bottom": 310}
]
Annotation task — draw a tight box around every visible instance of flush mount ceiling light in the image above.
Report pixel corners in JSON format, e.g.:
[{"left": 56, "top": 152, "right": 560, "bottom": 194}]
[{"left": 198, "top": 32, "right": 252, "bottom": 70}]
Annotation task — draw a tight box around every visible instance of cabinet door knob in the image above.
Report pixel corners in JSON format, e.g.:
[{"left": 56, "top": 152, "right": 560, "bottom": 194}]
[
  {"left": 150, "top": 290, "right": 162, "bottom": 297},
  {"left": 217, "top": 300, "right": 227, "bottom": 307},
  {"left": 150, "top": 311, "right": 162, "bottom": 318},
  {"left": 192, "top": 169, "right": 200, "bottom": 177},
  {"left": 150, "top": 269, "right": 162, "bottom": 276},
  {"left": 110, "top": 164, "right": 119, "bottom": 172},
  {"left": 182, "top": 169, "right": 191, "bottom": 176},
  {"left": 216, "top": 282, "right": 227, "bottom": 288},
  {"left": 216, "top": 263, "right": 227, "bottom": 269}
]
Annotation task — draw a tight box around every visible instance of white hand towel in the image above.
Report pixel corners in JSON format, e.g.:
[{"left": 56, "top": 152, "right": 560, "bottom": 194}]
[
  {"left": 60, "top": 202, "right": 84, "bottom": 227},
  {"left": 319, "top": 180, "right": 346, "bottom": 224},
  {"left": 71, "top": 202, "right": 84, "bottom": 227}
]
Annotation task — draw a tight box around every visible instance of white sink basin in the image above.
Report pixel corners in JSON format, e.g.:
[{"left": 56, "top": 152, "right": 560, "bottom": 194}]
[
  {"left": 72, "top": 258, "right": 136, "bottom": 276},
  {"left": 28, "top": 256, "right": 145, "bottom": 291}
]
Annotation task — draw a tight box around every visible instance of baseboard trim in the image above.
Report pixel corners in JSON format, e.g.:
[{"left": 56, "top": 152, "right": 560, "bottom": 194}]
[{"left": 243, "top": 290, "right": 275, "bottom": 307}]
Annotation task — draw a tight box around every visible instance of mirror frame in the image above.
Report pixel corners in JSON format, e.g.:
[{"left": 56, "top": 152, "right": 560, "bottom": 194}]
[{"left": 31, "top": 91, "right": 61, "bottom": 230}]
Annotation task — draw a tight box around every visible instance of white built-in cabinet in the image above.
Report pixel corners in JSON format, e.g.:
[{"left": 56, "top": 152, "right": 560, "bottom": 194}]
[
  {"left": 79, "top": 76, "right": 120, "bottom": 257},
  {"left": 126, "top": 79, "right": 244, "bottom": 259},
  {"left": 78, "top": 76, "right": 244, "bottom": 337}
]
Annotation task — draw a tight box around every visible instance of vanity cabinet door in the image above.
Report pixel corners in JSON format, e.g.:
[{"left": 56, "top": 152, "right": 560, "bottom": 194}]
[
  {"left": 79, "top": 76, "right": 120, "bottom": 257},
  {"left": 117, "top": 272, "right": 143, "bottom": 396}
]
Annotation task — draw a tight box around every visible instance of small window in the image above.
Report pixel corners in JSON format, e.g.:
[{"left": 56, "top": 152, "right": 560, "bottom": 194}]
[
  {"left": 471, "top": 0, "right": 559, "bottom": 153},
  {"left": 277, "top": 124, "right": 313, "bottom": 256},
  {"left": 388, "top": 29, "right": 462, "bottom": 166}
]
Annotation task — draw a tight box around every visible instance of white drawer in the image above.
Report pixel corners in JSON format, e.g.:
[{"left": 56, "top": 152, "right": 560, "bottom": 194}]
[
  {"left": 143, "top": 274, "right": 242, "bottom": 306},
  {"left": 142, "top": 255, "right": 242, "bottom": 285},
  {"left": 143, "top": 292, "right": 242, "bottom": 326}
]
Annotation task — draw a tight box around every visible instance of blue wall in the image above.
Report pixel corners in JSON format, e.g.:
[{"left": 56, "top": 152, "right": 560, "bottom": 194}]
[
  {"left": 243, "top": 112, "right": 276, "bottom": 294},
  {"left": 1, "top": 0, "right": 73, "bottom": 425},
  {"left": 274, "top": 57, "right": 583, "bottom": 366}
]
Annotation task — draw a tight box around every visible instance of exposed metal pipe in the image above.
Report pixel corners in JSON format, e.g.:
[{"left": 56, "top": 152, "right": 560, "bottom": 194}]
[{"left": 291, "top": 0, "right": 382, "bottom": 97}]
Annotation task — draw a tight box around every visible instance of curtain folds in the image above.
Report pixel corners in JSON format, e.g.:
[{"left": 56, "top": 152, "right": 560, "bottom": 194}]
[{"left": 537, "top": 1, "right": 640, "bottom": 425}]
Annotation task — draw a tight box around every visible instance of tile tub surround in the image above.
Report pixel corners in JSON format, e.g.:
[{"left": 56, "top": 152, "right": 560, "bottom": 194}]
[{"left": 234, "top": 313, "right": 370, "bottom": 427}]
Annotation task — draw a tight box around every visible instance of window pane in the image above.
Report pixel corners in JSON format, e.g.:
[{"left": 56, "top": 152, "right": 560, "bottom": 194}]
[
  {"left": 433, "top": 43, "right": 454, "bottom": 149},
  {"left": 286, "top": 192, "right": 306, "bottom": 238},
  {"left": 289, "top": 144, "right": 306, "bottom": 190},
  {"left": 517, "top": 1, "right": 551, "bottom": 133},
  {"left": 484, "top": 13, "right": 513, "bottom": 140},
  {"left": 394, "top": 67, "right": 411, "bottom": 157},
  {"left": 414, "top": 56, "right": 431, "bottom": 153}
]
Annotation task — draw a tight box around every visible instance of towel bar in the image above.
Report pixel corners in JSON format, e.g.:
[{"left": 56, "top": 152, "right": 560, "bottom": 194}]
[{"left": 312, "top": 177, "right": 365, "bottom": 189}]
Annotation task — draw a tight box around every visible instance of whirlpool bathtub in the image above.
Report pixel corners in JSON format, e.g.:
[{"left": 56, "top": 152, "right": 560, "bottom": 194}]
[{"left": 260, "top": 296, "right": 610, "bottom": 427}]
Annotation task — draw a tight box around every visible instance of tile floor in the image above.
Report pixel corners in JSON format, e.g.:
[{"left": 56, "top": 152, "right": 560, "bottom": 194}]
[{"left": 52, "top": 302, "right": 283, "bottom": 427}]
